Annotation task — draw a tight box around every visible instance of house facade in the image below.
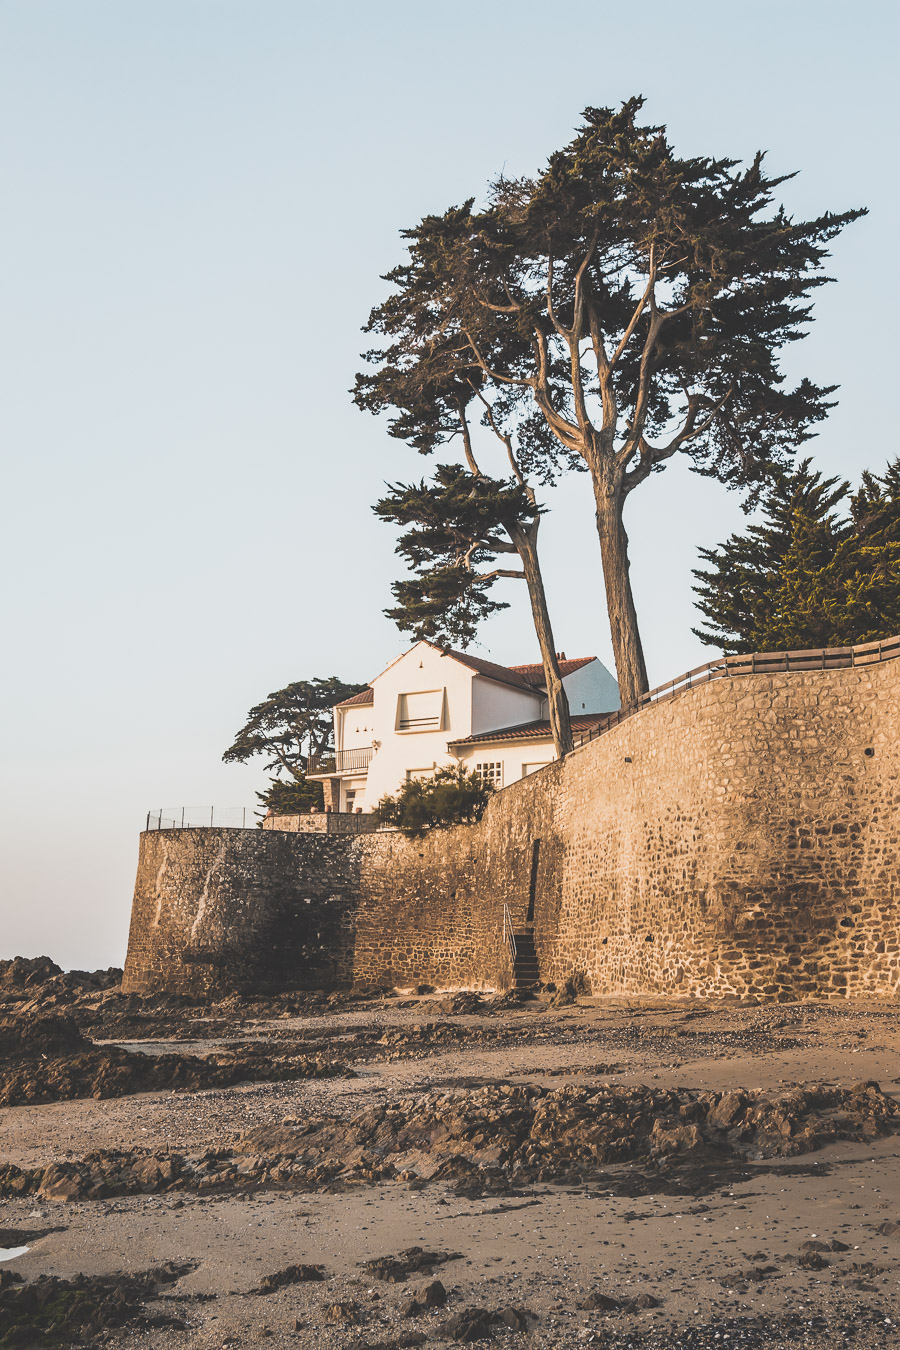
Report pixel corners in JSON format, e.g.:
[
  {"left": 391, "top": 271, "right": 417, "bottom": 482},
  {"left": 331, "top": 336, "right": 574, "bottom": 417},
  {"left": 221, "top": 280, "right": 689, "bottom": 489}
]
[{"left": 307, "top": 640, "right": 620, "bottom": 813}]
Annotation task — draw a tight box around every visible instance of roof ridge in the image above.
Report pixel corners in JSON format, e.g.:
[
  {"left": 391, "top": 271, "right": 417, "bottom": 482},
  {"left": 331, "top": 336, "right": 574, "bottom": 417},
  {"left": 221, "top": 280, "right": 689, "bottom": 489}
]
[{"left": 507, "top": 655, "right": 594, "bottom": 671}]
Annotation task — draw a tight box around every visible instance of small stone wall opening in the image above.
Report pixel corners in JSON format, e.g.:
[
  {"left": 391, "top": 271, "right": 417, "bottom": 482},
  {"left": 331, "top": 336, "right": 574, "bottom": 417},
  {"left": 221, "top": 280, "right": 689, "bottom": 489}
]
[{"left": 526, "top": 839, "right": 540, "bottom": 924}]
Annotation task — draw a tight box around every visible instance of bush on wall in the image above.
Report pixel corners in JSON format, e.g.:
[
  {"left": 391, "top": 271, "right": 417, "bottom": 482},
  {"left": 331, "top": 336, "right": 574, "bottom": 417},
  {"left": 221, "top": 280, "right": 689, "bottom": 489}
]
[{"left": 373, "top": 764, "right": 493, "bottom": 837}]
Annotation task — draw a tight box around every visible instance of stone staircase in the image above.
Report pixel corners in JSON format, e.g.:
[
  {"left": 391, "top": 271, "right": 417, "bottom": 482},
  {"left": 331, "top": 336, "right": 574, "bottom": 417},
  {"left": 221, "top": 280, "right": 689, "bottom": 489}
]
[{"left": 512, "top": 928, "right": 540, "bottom": 989}]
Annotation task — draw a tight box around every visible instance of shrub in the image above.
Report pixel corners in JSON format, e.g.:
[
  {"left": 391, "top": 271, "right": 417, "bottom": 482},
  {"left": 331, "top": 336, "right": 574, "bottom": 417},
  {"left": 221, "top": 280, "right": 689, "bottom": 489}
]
[{"left": 373, "top": 765, "right": 493, "bottom": 837}]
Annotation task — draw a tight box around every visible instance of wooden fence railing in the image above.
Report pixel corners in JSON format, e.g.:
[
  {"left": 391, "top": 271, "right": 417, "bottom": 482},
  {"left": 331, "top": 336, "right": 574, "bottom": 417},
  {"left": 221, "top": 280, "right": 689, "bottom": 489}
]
[{"left": 575, "top": 633, "right": 900, "bottom": 751}]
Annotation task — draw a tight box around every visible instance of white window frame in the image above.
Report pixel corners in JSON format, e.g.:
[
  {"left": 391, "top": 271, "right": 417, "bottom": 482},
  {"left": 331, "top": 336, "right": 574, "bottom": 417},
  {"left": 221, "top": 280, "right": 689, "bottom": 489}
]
[
  {"left": 475, "top": 760, "right": 503, "bottom": 788},
  {"left": 396, "top": 689, "right": 444, "bottom": 732}
]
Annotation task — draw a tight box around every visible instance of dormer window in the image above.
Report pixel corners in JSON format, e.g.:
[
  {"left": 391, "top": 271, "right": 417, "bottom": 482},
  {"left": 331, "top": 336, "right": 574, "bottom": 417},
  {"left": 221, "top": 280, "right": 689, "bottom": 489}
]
[{"left": 397, "top": 689, "right": 444, "bottom": 731}]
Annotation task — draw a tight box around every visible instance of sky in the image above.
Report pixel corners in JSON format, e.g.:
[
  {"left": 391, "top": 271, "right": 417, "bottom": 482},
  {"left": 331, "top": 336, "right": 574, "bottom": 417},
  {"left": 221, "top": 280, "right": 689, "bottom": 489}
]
[{"left": 1, "top": 0, "right": 896, "bottom": 969}]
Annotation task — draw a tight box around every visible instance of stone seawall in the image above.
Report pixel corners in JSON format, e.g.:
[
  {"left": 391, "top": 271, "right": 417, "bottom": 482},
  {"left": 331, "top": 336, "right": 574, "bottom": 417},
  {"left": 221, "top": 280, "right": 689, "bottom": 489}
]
[
  {"left": 123, "top": 661, "right": 900, "bottom": 999},
  {"left": 123, "top": 828, "right": 364, "bottom": 996}
]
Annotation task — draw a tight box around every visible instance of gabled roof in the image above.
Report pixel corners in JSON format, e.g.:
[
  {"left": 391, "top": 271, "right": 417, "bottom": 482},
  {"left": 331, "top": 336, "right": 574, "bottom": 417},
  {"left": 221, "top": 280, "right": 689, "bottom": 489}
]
[
  {"left": 508, "top": 656, "right": 595, "bottom": 686},
  {"left": 443, "top": 648, "right": 536, "bottom": 692},
  {"left": 335, "top": 688, "right": 374, "bottom": 708},
  {"left": 449, "top": 712, "right": 611, "bottom": 746},
  {"left": 335, "top": 642, "right": 599, "bottom": 709}
]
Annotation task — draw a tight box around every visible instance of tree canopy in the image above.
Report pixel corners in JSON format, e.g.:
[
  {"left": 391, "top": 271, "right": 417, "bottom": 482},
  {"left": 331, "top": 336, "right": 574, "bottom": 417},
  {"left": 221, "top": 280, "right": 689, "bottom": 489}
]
[
  {"left": 693, "top": 458, "right": 900, "bottom": 652},
  {"left": 223, "top": 677, "right": 367, "bottom": 781},
  {"left": 374, "top": 464, "right": 535, "bottom": 648},
  {"left": 255, "top": 775, "right": 323, "bottom": 820},
  {"left": 356, "top": 97, "right": 864, "bottom": 707}
]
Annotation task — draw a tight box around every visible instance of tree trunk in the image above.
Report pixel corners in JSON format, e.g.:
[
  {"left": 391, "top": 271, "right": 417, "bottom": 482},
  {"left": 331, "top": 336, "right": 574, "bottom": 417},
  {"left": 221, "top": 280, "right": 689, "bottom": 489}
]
[
  {"left": 592, "top": 475, "right": 649, "bottom": 711},
  {"left": 510, "top": 519, "right": 574, "bottom": 757}
]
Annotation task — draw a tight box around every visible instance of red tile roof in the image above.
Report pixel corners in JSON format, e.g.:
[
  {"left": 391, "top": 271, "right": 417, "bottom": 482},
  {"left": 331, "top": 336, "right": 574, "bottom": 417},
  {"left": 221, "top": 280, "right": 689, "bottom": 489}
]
[
  {"left": 507, "top": 657, "right": 594, "bottom": 685},
  {"left": 335, "top": 688, "right": 374, "bottom": 708},
  {"left": 442, "top": 649, "right": 536, "bottom": 691},
  {"left": 449, "top": 713, "right": 611, "bottom": 746},
  {"left": 334, "top": 651, "right": 597, "bottom": 708}
]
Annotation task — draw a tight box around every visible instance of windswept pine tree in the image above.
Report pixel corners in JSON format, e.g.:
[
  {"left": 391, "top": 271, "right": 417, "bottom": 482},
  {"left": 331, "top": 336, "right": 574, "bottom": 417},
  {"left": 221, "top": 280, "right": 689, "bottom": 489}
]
[
  {"left": 374, "top": 463, "right": 576, "bottom": 757},
  {"left": 223, "top": 677, "right": 367, "bottom": 813},
  {"left": 356, "top": 98, "right": 864, "bottom": 707},
  {"left": 360, "top": 335, "right": 580, "bottom": 755},
  {"left": 693, "top": 459, "right": 900, "bottom": 652}
]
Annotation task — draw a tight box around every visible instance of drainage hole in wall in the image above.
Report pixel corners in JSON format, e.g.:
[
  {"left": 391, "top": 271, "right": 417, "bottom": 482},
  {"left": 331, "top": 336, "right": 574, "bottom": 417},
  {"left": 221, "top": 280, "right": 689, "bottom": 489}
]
[
  {"left": 839, "top": 917, "right": 854, "bottom": 928},
  {"left": 645, "top": 933, "right": 654, "bottom": 942},
  {"left": 864, "top": 747, "right": 875, "bottom": 757}
]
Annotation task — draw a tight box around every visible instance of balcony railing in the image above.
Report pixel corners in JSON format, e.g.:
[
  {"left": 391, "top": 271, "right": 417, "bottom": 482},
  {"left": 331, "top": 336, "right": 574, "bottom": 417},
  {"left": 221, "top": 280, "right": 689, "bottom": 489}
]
[{"left": 308, "top": 746, "right": 374, "bottom": 776}]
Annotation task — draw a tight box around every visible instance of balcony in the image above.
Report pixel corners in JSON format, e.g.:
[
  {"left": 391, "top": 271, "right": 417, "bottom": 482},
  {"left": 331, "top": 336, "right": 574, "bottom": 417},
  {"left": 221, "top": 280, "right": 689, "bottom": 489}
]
[{"left": 308, "top": 746, "right": 373, "bottom": 778}]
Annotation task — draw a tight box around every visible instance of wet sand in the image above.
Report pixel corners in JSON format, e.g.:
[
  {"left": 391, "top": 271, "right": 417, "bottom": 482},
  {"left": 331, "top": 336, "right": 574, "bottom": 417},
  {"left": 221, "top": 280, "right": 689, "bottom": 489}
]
[{"left": 2, "top": 996, "right": 900, "bottom": 1348}]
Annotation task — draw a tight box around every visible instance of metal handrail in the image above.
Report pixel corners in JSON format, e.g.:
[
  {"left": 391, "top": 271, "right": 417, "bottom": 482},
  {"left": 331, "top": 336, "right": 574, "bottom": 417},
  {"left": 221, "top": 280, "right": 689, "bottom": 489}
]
[
  {"left": 309, "top": 746, "right": 374, "bottom": 775},
  {"left": 576, "top": 632, "right": 900, "bottom": 752},
  {"left": 146, "top": 807, "right": 252, "bottom": 831},
  {"left": 502, "top": 903, "right": 517, "bottom": 960}
]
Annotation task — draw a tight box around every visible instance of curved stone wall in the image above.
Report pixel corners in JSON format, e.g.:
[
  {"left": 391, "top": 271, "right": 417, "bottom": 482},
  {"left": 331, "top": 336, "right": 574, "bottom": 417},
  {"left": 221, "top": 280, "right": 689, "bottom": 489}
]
[
  {"left": 122, "top": 827, "right": 365, "bottom": 996},
  {"left": 123, "top": 660, "right": 900, "bottom": 999}
]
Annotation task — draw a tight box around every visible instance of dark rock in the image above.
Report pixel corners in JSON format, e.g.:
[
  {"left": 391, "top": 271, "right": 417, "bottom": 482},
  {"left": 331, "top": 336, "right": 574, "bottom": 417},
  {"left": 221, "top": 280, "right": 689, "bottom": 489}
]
[
  {"left": 325, "top": 1300, "right": 362, "bottom": 1323},
  {"left": 437, "top": 1307, "right": 531, "bottom": 1341},
  {"left": 362, "top": 1247, "right": 461, "bottom": 1283},
  {"left": 351, "top": 1337, "right": 426, "bottom": 1350},
  {"left": 0, "top": 1013, "right": 353, "bottom": 1108},
  {"left": 577, "top": 1290, "right": 621, "bottom": 1311},
  {"left": 437, "top": 1308, "right": 497, "bottom": 1342},
  {"left": 252, "top": 1264, "right": 326, "bottom": 1293},
  {"left": 0, "top": 1261, "right": 193, "bottom": 1346},
  {"left": 417, "top": 1279, "right": 446, "bottom": 1307},
  {"left": 498, "top": 1306, "right": 531, "bottom": 1329},
  {"left": 630, "top": 1291, "right": 661, "bottom": 1309}
]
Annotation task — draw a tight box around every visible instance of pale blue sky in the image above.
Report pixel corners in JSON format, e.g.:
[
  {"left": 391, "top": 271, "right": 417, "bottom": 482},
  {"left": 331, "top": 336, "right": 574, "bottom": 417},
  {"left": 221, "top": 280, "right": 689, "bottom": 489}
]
[{"left": 1, "top": 1, "right": 896, "bottom": 967}]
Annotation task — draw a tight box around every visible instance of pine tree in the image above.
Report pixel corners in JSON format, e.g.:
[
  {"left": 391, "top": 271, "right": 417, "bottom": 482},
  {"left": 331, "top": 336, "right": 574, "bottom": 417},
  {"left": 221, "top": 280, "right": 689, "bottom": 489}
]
[
  {"left": 693, "top": 459, "right": 900, "bottom": 651},
  {"left": 356, "top": 98, "right": 864, "bottom": 707}
]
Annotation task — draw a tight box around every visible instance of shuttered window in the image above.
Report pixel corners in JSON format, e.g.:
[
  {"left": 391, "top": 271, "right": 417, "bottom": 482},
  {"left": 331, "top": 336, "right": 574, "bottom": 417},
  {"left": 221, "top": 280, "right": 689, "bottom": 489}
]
[{"left": 397, "top": 689, "right": 443, "bottom": 730}]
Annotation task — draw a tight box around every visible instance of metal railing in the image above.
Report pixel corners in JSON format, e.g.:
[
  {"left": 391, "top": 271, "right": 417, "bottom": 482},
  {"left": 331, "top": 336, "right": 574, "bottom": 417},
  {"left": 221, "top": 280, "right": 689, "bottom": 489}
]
[
  {"left": 308, "top": 746, "right": 374, "bottom": 775},
  {"left": 502, "top": 903, "right": 517, "bottom": 960},
  {"left": 146, "top": 807, "right": 253, "bottom": 831},
  {"left": 576, "top": 633, "right": 900, "bottom": 751}
]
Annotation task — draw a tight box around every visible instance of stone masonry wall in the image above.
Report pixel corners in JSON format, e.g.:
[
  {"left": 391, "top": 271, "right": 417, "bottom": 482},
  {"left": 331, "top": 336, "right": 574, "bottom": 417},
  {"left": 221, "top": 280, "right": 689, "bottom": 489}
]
[
  {"left": 261, "top": 813, "right": 379, "bottom": 835},
  {"left": 123, "top": 828, "right": 365, "bottom": 997},
  {"left": 123, "top": 660, "right": 900, "bottom": 999}
]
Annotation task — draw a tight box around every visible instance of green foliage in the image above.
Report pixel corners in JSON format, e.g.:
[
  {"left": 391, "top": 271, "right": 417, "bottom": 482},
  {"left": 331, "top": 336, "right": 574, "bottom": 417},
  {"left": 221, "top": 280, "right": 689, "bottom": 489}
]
[
  {"left": 255, "top": 776, "right": 323, "bottom": 821},
  {"left": 355, "top": 96, "right": 864, "bottom": 488},
  {"left": 355, "top": 96, "right": 864, "bottom": 703},
  {"left": 223, "top": 677, "right": 367, "bottom": 781},
  {"left": 372, "top": 764, "right": 494, "bottom": 837},
  {"left": 693, "top": 458, "right": 900, "bottom": 651},
  {"left": 374, "top": 464, "right": 538, "bottom": 646}
]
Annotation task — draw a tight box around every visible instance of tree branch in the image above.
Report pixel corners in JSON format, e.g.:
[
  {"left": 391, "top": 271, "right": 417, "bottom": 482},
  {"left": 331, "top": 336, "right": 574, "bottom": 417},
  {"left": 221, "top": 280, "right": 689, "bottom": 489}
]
[
  {"left": 463, "top": 329, "right": 535, "bottom": 389},
  {"left": 608, "top": 243, "right": 657, "bottom": 371},
  {"left": 476, "top": 568, "right": 526, "bottom": 582},
  {"left": 530, "top": 327, "right": 582, "bottom": 450},
  {"left": 546, "top": 254, "right": 567, "bottom": 337},
  {"left": 455, "top": 398, "right": 483, "bottom": 476},
  {"left": 472, "top": 387, "right": 531, "bottom": 493},
  {"left": 622, "top": 387, "right": 735, "bottom": 493}
]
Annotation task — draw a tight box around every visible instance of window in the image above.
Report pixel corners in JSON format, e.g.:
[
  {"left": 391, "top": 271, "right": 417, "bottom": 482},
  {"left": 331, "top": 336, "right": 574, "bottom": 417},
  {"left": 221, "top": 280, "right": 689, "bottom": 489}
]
[
  {"left": 397, "top": 689, "right": 443, "bottom": 731},
  {"left": 522, "top": 762, "right": 551, "bottom": 777},
  {"left": 475, "top": 761, "right": 503, "bottom": 788}
]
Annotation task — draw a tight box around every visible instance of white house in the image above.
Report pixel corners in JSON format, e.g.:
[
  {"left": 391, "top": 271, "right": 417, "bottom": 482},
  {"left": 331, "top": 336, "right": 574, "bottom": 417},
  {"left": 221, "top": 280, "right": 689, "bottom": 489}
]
[{"left": 307, "top": 640, "right": 620, "bottom": 813}]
